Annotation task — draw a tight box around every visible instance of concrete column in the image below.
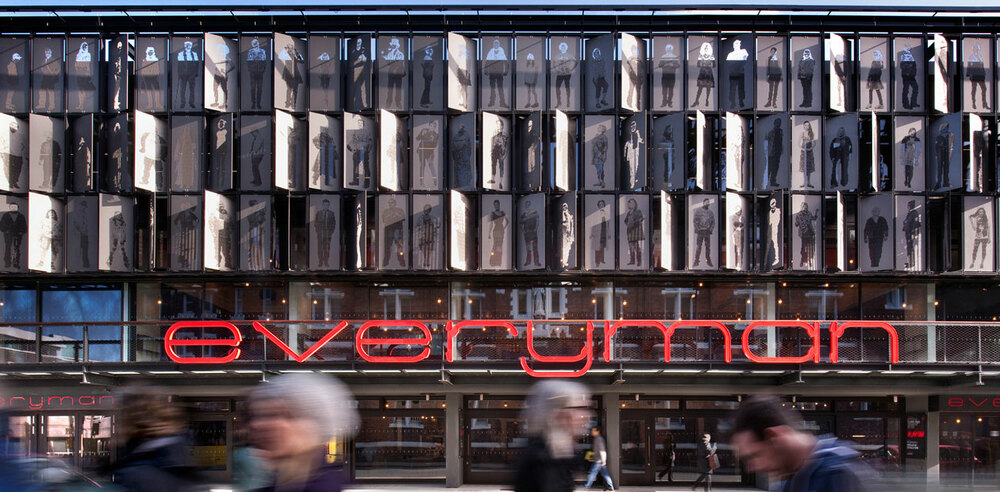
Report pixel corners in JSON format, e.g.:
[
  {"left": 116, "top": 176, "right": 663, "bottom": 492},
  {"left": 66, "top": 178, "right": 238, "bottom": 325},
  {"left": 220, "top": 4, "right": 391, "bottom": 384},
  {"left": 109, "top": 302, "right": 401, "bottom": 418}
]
[
  {"left": 603, "top": 393, "right": 621, "bottom": 485},
  {"left": 445, "top": 392, "right": 462, "bottom": 487},
  {"left": 907, "top": 395, "right": 939, "bottom": 486}
]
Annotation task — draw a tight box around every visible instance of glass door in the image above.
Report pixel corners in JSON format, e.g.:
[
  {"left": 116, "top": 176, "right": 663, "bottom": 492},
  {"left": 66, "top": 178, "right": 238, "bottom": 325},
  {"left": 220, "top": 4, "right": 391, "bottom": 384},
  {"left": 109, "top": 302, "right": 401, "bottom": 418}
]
[
  {"left": 4, "top": 415, "right": 36, "bottom": 456},
  {"left": 619, "top": 416, "right": 651, "bottom": 485},
  {"left": 463, "top": 410, "right": 524, "bottom": 484},
  {"left": 79, "top": 414, "right": 113, "bottom": 473},
  {"left": 42, "top": 415, "right": 75, "bottom": 461}
]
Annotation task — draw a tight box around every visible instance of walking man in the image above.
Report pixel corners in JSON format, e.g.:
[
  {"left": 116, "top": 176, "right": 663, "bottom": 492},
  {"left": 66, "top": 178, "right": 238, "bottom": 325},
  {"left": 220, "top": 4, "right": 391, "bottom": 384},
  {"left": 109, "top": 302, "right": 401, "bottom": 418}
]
[{"left": 583, "top": 427, "right": 615, "bottom": 491}]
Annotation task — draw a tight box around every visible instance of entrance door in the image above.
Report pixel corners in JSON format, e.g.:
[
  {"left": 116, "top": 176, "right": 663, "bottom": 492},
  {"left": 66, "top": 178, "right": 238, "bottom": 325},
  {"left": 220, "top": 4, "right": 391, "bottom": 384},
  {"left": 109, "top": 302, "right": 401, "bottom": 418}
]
[
  {"left": 464, "top": 409, "right": 524, "bottom": 484},
  {"left": 7, "top": 413, "right": 115, "bottom": 473},
  {"left": 620, "top": 411, "right": 745, "bottom": 486}
]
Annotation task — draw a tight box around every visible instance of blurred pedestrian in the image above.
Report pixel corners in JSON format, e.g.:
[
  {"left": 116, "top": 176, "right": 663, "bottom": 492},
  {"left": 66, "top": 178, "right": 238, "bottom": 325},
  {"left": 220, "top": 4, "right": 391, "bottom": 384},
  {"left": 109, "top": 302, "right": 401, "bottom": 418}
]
[
  {"left": 583, "top": 426, "right": 614, "bottom": 490},
  {"left": 113, "top": 386, "right": 199, "bottom": 492},
  {"left": 691, "top": 433, "right": 717, "bottom": 491},
  {"left": 248, "top": 373, "right": 359, "bottom": 492},
  {"left": 729, "top": 396, "right": 871, "bottom": 492},
  {"left": 231, "top": 425, "right": 269, "bottom": 491},
  {"left": 514, "top": 380, "right": 593, "bottom": 492},
  {"left": 657, "top": 432, "right": 676, "bottom": 482}
]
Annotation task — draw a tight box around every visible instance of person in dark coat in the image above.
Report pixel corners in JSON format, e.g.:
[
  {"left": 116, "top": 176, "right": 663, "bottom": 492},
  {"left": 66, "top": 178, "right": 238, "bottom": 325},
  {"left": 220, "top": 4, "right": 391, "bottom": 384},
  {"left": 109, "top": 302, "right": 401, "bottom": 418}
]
[
  {"left": 692, "top": 433, "right": 718, "bottom": 491},
  {"left": 730, "top": 396, "right": 872, "bottom": 492},
  {"left": 112, "top": 386, "right": 200, "bottom": 492},
  {"left": 249, "top": 373, "right": 359, "bottom": 492},
  {"left": 514, "top": 380, "right": 593, "bottom": 492}
]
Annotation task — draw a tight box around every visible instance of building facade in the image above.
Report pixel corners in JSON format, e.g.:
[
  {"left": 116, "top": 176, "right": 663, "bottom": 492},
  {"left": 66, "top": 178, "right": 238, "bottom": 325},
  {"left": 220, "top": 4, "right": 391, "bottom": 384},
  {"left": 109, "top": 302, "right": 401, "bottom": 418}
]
[{"left": 1, "top": 4, "right": 1000, "bottom": 488}]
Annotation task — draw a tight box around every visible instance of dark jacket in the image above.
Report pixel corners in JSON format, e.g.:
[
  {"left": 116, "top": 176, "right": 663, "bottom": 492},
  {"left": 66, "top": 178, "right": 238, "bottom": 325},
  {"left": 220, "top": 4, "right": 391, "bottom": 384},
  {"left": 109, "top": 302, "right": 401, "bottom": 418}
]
[
  {"left": 255, "top": 452, "right": 348, "bottom": 492},
  {"left": 514, "top": 435, "right": 578, "bottom": 492},
  {"left": 696, "top": 439, "right": 717, "bottom": 473},
  {"left": 113, "top": 435, "right": 200, "bottom": 492},
  {"left": 780, "top": 437, "right": 871, "bottom": 492}
]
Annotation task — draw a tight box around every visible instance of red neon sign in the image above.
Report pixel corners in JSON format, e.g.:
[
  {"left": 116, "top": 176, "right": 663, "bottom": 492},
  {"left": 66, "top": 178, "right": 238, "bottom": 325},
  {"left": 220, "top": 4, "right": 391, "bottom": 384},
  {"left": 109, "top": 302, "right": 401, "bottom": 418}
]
[{"left": 163, "top": 319, "right": 902, "bottom": 377}]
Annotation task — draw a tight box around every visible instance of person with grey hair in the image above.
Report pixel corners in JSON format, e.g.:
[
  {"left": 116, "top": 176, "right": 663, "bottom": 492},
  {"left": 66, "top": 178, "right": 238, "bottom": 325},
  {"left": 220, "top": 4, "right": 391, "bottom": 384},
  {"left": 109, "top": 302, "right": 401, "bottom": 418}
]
[
  {"left": 249, "top": 373, "right": 359, "bottom": 492},
  {"left": 514, "top": 380, "right": 594, "bottom": 492}
]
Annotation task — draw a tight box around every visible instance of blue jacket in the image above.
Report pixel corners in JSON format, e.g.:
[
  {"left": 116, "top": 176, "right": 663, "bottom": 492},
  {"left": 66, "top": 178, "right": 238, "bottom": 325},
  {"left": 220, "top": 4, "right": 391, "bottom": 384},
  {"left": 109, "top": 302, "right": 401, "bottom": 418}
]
[{"left": 780, "top": 437, "right": 871, "bottom": 492}]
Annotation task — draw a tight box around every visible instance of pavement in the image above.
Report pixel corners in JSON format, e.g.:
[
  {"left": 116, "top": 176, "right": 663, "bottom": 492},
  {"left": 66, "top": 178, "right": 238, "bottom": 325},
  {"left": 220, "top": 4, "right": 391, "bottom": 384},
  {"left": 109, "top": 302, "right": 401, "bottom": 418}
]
[{"left": 345, "top": 488, "right": 760, "bottom": 492}]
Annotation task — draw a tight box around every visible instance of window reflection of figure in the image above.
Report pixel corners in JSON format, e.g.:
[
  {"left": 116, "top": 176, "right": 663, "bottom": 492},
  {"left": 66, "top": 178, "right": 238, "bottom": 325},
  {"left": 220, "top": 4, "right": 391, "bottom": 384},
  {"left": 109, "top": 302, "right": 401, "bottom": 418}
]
[
  {"left": 731, "top": 206, "right": 744, "bottom": 268},
  {"left": 246, "top": 38, "right": 267, "bottom": 109},
  {"left": 485, "top": 39, "right": 510, "bottom": 108},
  {"left": 793, "top": 202, "right": 818, "bottom": 269},
  {"left": 451, "top": 46, "right": 472, "bottom": 109},
  {"left": 829, "top": 126, "right": 852, "bottom": 188},
  {"left": 692, "top": 198, "right": 714, "bottom": 267},
  {"left": 624, "top": 198, "right": 645, "bottom": 266},
  {"left": 176, "top": 41, "right": 199, "bottom": 109},
  {"left": 488, "top": 120, "right": 508, "bottom": 185},
  {"left": 107, "top": 210, "right": 130, "bottom": 269},
  {"left": 732, "top": 122, "right": 745, "bottom": 185},
  {"left": 0, "top": 202, "right": 26, "bottom": 268},
  {"left": 249, "top": 129, "right": 265, "bottom": 187},
  {"left": 487, "top": 200, "right": 508, "bottom": 267},
  {"left": 591, "top": 48, "right": 609, "bottom": 108},
  {"left": 74, "top": 200, "right": 91, "bottom": 268},
  {"left": 350, "top": 38, "right": 371, "bottom": 109},
  {"left": 765, "top": 118, "right": 783, "bottom": 188},
  {"left": 246, "top": 200, "right": 267, "bottom": 270},
  {"left": 592, "top": 124, "right": 608, "bottom": 188},
  {"left": 864, "top": 207, "right": 889, "bottom": 268},
  {"left": 900, "top": 46, "right": 918, "bottom": 109},
  {"left": 73, "top": 41, "right": 95, "bottom": 111},
  {"left": 832, "top": 50, "right": 847, "bottom": 109},
  {"left": 111, "top": 41, "right": 124, "bottom": 111},
  {"left": 552, "top": 42, "right": 578, "bottom": 108},
  {"left": 210, "top": 43, "right": 235, "bottom": 109},
  {"left": 974, "top": 121, "right": 991, "bottom": 191},
  {"left": 312, "top": 128, "right": 339, "bottom": 188},
  {"left": 283, "top": 122, "right": 304, "bottom": 189},
  {"left": 172, "top": 204, "right": 199, "bottom": 270},
  {"left": 970, "top": 207, "right": 990, "bottom": 269},
  {"left": 933, "top": 122, "right": 954, "bottom": 189},
  {"left": 936, "top": 40, "right": 950, "bottom": 85},
  {"left": 903, "top": 200, "right": 921, "bottom": 270},
  {"left": 624, "top": 44, "right": 644, "bottom": 109},
  {"left": 4, "top": 52, "right": 24, "bottom": 112},
  {"left": 381, "top": 198, "right": 406, "bottom": 268},
  {"left": 523, "top": 53, "right": 540, "bottom": 108},
  {"left": 866, "top": 49, "right": 885, "bottom": 109},
  {"left": 799, "top": 120, "right": 815, "bottom": 188},
  {"left": 381, "top": 37, "right": 406, "bottom": 108},
  {"left": 797, "top": 48, "right": 815, "bottom": 107},
  {"left": 212, "top": 118, "right": 230, "bottom": 190},
  {"left": 658, "top": 44, "right": 680, "bottom": 108},
  {"left": 139, "top": 129, "right": 166, "bottom": 190},
  {"left": 693, "top": 42, "right": 715, "bottom": 107},
  {"left": 451, "top": 124, "right": 472, "bottom": 188},
  {"left": 725, "top": 40, "right": 749, "bottom": 108},
  {"left": 967, "top": 44, "right": 990, "bottom": 110},
  {"left": 140, "top": 46, "right": 162, "bottom": 109},
  {"left": 764, "top": 47, "right": 782, "bottom": 108},
  {"left": 347, "top": 119, "right": 373, "bottom": 187},
  {"left": 37, "top": 209, "right": 60, "bottom": 270},
  {"left": 525, "top": 119, "right": 540, "bottom": 179},
  {"left": 40, "top": 134, "right": 63, "bottom": 190},
  {"left": 520, "top": 200, "right": 541, "bottom": 267},
  {"left": 765, "top": 198, "right": 781, "bottom": 271},
  {"left": 313, "top": 199, "right": 337, "bottom": 268},
  {"left": 591, "top": 200, "right": 609, "bottom": 267},
  {"left": 661, "top": 124, "right": 675, "bottom": 187},
  {"left": 37, "top": 47, "right": 59, "bottom": 111},
  {"left": 623, "top": 120, "right": 644, "bottom": 189},
  {"left": 415, "top": 204, "right": 438, "bottom": 269},
  {"left": 106, "top": 122, "right": 126, "bottom": 191},
  {"left": 313, "top": 51, "right": 334, "bottom": 108},
  {"left": 278, "top": 43, "right": 304, "bottom": 108},
  {"left": 415, "top": 121, "right": 439, "bottom": 188},
  {"left": 899, "top": 127, "right": 921, "bottom": 188},
  {"left": 560, "top": 202, "right": 574, "bottom": 268},
  {"left": 4, "top": 120, "right": 24, "bottom": 189},
  {"left": 75, "top": 136, "right": 91, "bottom": 191},
  {"left": 208, "top": 205, "right": 232, "bottom": 269}
]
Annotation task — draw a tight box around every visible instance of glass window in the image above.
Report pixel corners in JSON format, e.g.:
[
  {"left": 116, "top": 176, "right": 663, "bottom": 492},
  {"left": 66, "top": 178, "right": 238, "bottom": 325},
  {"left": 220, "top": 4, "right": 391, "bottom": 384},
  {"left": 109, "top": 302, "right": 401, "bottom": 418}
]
[
  {"left": 355, "top": 412, "right": 445, "bottom": 479},
  {"left": 860, "top": 282, "right": 929, "bottom": 321},
  {"left": 685, "top": 400, "right": 740, "bottom": 410},
  {"left": 360, "top": 398, "right": 446, "bottom": 410},
  {"left": 777, "top": 282, "right": 860, "bottom": 320},
  {"left": 41, "top": 287, "right": 122, "bottom": 362},
  {"left": 618, "top": 399, "right": 680, "bottom": 409},
  {"left": 0, "top": 287, "right": 37, "bottom": 363}
]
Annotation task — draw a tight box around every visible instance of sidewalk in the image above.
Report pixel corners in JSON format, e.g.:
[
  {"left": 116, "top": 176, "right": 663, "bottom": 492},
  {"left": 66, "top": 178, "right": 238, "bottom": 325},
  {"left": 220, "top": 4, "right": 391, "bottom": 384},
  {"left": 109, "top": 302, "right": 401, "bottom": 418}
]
[{"left": 345, "top": 487, "right": 761, "bottom": 492}]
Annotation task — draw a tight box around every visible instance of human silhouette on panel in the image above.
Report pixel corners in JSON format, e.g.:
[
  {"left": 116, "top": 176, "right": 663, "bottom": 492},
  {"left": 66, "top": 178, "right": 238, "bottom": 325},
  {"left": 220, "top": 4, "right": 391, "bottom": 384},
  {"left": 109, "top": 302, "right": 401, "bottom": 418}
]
[
  {"left": 552, "top": 42, "right": 578, "bottom": 109},
  {"left": 419, "top": 45, "right": 435, "bottom": 108},
  {"left": 794, "top": 201, "right": 819, "bottom": 269},
  {"left": 863, "top": 207, "right": 889, "bottom": 268},
  {"left": 107, "top": 210, "right": 130, "bottom": 270},
  {"left": 278, "top": 43, "right": 304, "bottom": 108},
  {"left": 725, "top": 40, "right": 749, "bottom": 108},
  {"left": 624, "top": 198, "right": 645, "bottom": 266},
  {"left": 967, "top": 44, "right": 991, "bottom": 110},
  {"left": 176, "top": 41, "right": 199, "bottom": 109},
  {"left": 692, "top": 198, "right": 714, "bottom": 268},
  {"left": 899, "top": 127, "right": 921, "bottom": 188},
  {"left": 693, "top": 42, "right": 715, "bottom": 107},
  {"left": 799, "top": 120, "right": 816, "bottom": 188},
  {"left": 381, "top": 37, "right": 406, "bottom": 108},
  {"left": 246, "top": 38, "right": 267, "bottom": 110},
  {"left": 485, "top": 39, "right": 510, "bottom": 108},
  {"left": 488, "top": 120, "right": 509, "bottom": 186},
  {"left": 591, "top": 47, "right": 610, "bottom": 108},
  {"left": 765, "top": 118, "right": 783, "bottom": 188},
  {"left": 764, "top": 47, "right": 782, "bottom": 108},
  {"left": 970, "top": 208, "right": 990, "bottom": 270},
  {"left": 0, "top": 201, "right": 26, "bottom": 268},
  {"left": 415, "top": 121, "right": 439, "bottom": 188},
  {"left": 520, "top": 200, "right": 541, "bottom": 267},
  {"left": 591, "top": 200, "right": 609, "bottom": 267},
  {"left": 903, "top": 200, "right": 922, "bottom": 270},
  {"left": 451, "top": 124, "right": 472, "bottom": 189},
  {"left": 312, "top": 128, "right": 339, "bottom": 188},
  {"left": 523, "top": 53, "right": 541, "bottom": 108},
  {"left": 866, "top": 49, "right": 885, "bottom": 109},
  {"left": 658, "top": 44, "right": 680, "bottom": 108},
  {"left": 314, "top": 199, "right": 337, "bottom": 268},
  {"left": 933, "top": 122, "right": 954, "bottom": 189},
  {"left": 74, "top": 200, "right": 92, "bottom": 269},
  {"left": 900, "top": 46, "right": 919, "bottom": 109},
  {"left": 381, "top": 198, "right": 406, "bottom": 268},
  {"left": 487, "top": 200, "right": 508, "bottom": 267},
  {"left": 246, "top": 200, "right": 267, "bottom": 270},
  {"left": 829, "top": 127, "right": 852, "bottom": 188},
  {"left": 210, "top": 43, "right": 235, "bottom": 109},
  {"left": 415, "top": 204, "right": 439, "bottom": 269},
  {"left": 797, "top": 48, "right": 815, "bottom": 107},
  {"left": 172, "top": 205, "right": 199, "bottom": 270},
  {"left": 624, "top": 43, "right": 644, "bottom": 109}
]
